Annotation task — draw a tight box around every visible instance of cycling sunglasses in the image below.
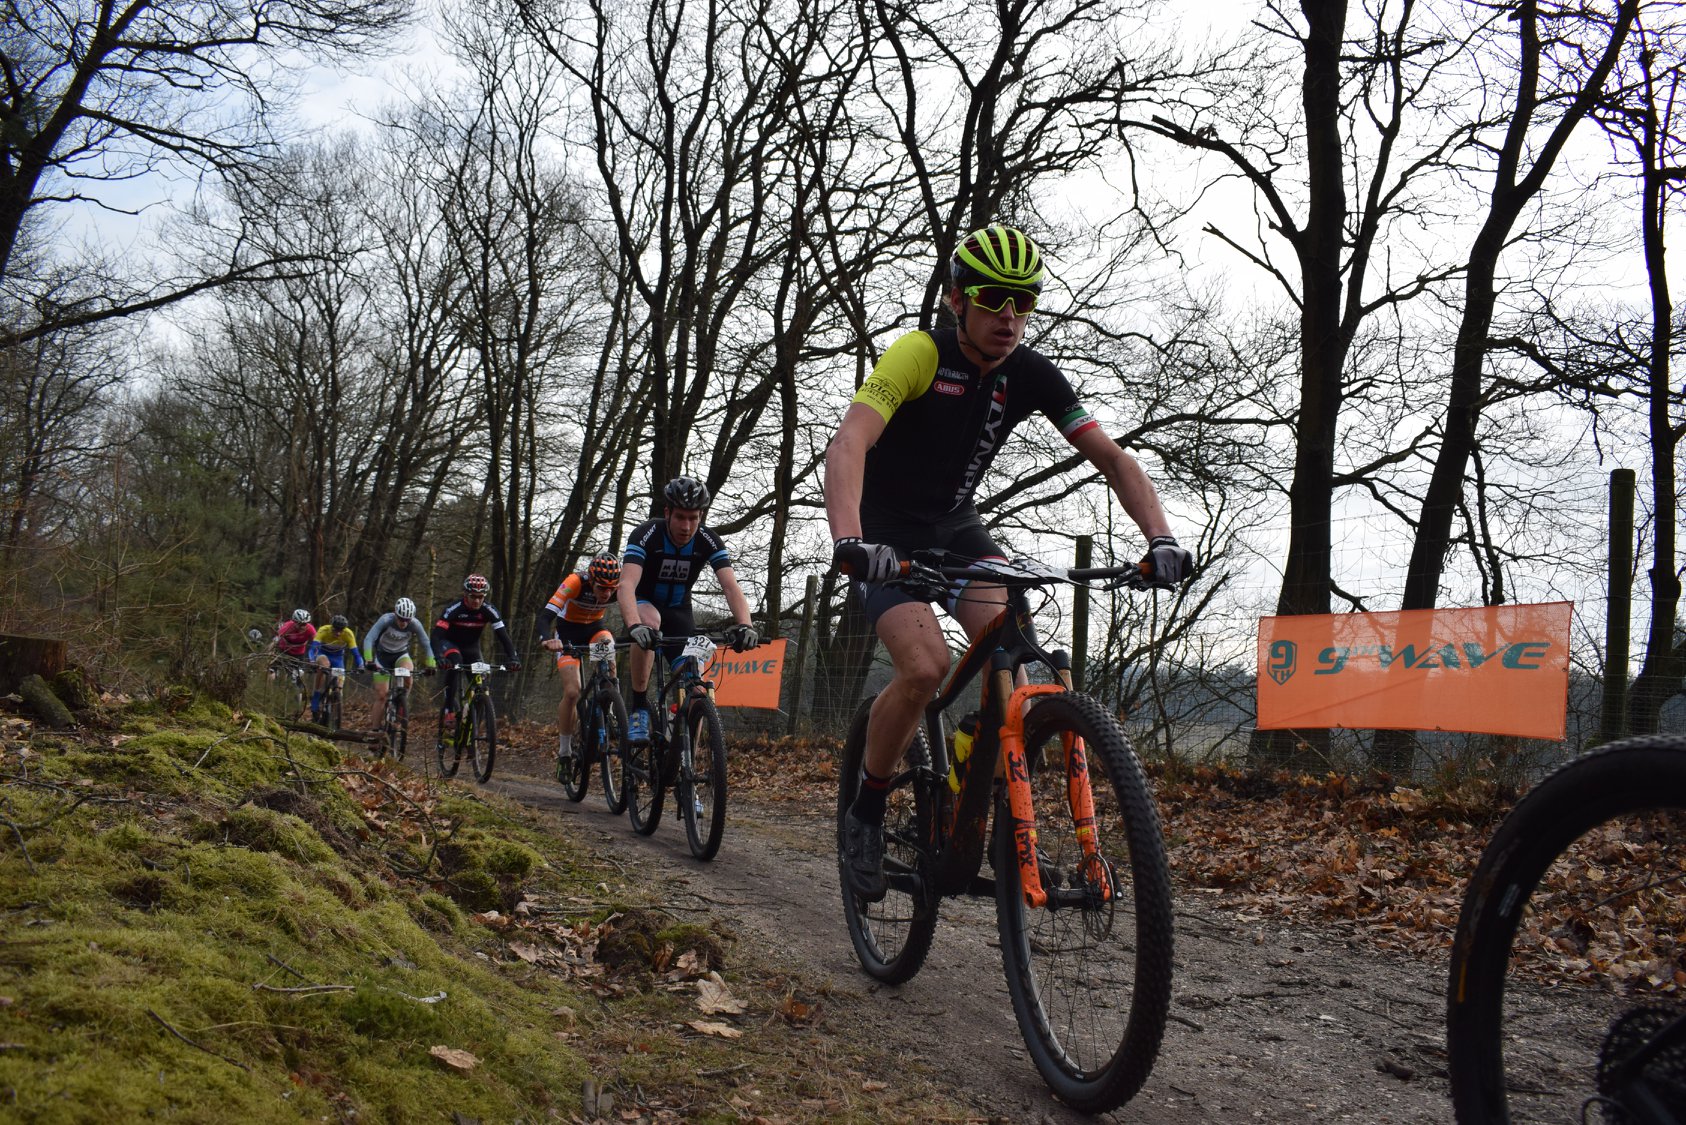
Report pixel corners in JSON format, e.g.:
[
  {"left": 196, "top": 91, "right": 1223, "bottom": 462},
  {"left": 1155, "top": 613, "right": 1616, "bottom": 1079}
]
[{"left": 964, "top": 284, "right": 1038, "bottom": 316}]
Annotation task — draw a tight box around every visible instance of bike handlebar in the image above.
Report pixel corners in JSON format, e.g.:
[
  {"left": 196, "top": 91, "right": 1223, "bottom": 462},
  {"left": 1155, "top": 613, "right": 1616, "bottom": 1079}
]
[
  {"left": 894, "top": 549, "right": 1154, "bottom": 593},
  {"left": 624, "top": 630, "right": 767, "bottom": 649}
]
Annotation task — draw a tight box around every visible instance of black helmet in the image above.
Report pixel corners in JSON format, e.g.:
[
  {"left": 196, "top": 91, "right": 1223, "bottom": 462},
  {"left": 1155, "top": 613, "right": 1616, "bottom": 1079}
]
[
  {"left": 330, "top": 614, "right": 348, "bottom": 630},
  {"left": 663, "top": 476, "right": 710, "bottom": 511}
]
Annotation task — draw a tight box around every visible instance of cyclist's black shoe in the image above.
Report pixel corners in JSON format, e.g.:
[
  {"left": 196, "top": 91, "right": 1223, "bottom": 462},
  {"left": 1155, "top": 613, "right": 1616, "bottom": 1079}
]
[{"left": 842, "top": 809, "right": 887, "bottom": 903}]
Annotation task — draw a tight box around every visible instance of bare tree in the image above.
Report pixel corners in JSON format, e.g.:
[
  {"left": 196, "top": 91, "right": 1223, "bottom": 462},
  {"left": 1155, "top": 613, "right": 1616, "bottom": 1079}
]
[{"left": 0, "top": 0, "right": 410, "bottom": 342}]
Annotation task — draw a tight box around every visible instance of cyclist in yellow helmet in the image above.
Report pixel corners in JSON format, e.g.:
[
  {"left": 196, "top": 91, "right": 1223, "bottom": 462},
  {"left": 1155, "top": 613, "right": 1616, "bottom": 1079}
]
[{"left": 824, "top": 223, "right": 1195, "bottom": 902}]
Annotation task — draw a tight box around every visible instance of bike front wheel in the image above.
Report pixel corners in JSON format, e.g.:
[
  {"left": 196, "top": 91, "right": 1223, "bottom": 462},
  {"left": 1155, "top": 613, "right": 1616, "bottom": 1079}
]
[
  {"left": 467, "top": 693, "right": 496, "bottom": 783},
  {"left": 993, "top": 691, "right": 1173, "bottom": 1115},
  {"left": 680, "top": 695, "right": 727, "bottom": 861},
  {"left": 1447, "top": 735, "right": 1686, "bottom": 1125},
  {"left": 838, "top": 693, "right": 939, "bottom": 985},
  {"left": 598, "top": 689, "right": 630, "bottom": 815}
]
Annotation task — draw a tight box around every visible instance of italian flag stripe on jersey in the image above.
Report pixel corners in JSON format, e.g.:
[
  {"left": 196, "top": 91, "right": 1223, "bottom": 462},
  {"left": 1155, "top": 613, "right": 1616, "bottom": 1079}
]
[{"left": 1058, "top": 407, "right": 1100, "bottom": 441}]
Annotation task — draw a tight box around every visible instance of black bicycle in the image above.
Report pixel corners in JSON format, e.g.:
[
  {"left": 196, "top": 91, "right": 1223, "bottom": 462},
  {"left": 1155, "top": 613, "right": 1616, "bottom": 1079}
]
[
  {"left": 623, "top": 631, "right": 737, "bottom": 860},
  {"left": 1447, "top": 733, "right": 1686, "bottom": 1124},
  {"left": 554, "top": 637, "right": 631, "bottom": 813},
  {"left": 436, "top": 661, "right": 501, "bottom": 784},
  {"left": 837, "top": 550, "right": 1173, "bottom": 1114}
]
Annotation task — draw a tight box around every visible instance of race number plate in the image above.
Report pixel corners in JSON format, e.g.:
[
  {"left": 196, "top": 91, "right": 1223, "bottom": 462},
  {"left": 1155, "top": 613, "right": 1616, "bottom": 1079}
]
[
  {"left": 470, "top": 662, "right": 493, "bottom": 675},
  {"left": 681, "top": 635, "right": 716, "bottom": 662},
  {"left": 393, "top": 667, "right": 411, "bottom": 680},
  {"left": 589, "top": 637, "right": 616, "bottom": 663}
]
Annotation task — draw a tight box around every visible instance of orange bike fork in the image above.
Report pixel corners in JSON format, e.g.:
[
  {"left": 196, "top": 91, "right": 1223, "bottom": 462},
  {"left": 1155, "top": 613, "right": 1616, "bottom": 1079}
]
[{"left": 999, "top": 685, "right": 1108, "bottom": 909}]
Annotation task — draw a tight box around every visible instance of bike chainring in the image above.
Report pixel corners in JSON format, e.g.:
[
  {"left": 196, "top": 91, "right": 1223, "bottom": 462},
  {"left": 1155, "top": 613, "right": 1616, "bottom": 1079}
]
[{"left": 1595, "top": 1004, "right": 1686, "bottom": 1124}]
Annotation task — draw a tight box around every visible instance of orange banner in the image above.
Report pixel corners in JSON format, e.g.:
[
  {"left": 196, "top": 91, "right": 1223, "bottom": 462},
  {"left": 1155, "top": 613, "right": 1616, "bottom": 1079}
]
[
  {"left": 703, "top": 639, "right": 787, "bottom": 710},
  {"left": 1256, "top": 603, "right": 1572, "bottom": 739}
]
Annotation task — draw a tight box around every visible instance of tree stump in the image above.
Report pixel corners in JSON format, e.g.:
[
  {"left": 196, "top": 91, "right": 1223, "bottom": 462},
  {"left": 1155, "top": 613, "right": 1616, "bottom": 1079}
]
[
  {"left": 19, "top": 674, "right": 75, "bottom": 729},
  {"left": 0, "top": 634, "right": 68, "bottom": 696}
]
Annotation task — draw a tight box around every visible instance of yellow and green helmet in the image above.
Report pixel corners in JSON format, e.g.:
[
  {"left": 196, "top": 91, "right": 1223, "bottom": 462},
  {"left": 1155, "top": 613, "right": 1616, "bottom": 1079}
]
[{"left": 950, "top": 224, "right": 1045, "bottom": 291}]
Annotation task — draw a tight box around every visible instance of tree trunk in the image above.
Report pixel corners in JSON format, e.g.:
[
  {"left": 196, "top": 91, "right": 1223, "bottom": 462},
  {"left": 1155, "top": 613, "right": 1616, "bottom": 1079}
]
[{"left": 0, "top": 633, "right": 67, "bottom": 695}]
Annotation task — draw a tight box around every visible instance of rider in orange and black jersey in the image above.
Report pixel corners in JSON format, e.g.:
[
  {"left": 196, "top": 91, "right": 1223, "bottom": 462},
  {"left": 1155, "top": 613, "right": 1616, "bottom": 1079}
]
[
  {"left": 538, "top": 552, "right": 622, "bottom": 763},
  {"left": 430, "top": 574, "right": 520, "bottom": 721}
]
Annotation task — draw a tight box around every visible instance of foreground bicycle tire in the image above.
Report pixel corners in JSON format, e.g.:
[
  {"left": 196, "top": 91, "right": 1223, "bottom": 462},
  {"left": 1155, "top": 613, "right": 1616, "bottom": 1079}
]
[
  {"left": 1447, "top": 735, "right": 1686, "bottom": 1125},
  {"left": 626, "top": 736, "right": 664, "bottom": 835},
  {"left": 468, "top": 694, "right": 496, "bottom": 783},
  {"left": 994, "top": 691, "right": 1173, "bottom": 1114},
  {"left": 598, "top": 690, "right": 630, "bottom": 814},
  {"left": 838, "top": 694, "right": 939, "bottom": 985},
  {"left": 681, "top": 695, "right": 728, "bottom": 860}
]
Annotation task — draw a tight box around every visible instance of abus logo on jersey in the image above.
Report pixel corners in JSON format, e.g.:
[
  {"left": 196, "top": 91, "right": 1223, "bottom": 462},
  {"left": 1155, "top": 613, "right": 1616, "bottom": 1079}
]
[
  {"left": 657, "top": 559, "right": 692, "bottom": 582},
  {"left": 933, "top": 379, "right": 964, "bottom": 396}
]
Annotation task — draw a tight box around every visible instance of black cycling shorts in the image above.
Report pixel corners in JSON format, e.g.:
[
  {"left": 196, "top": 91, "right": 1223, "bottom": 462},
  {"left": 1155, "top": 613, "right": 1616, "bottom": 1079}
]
[
  {"left": 636, "top": 602, "right": 696, "bottom": 668},
  {"left": 853, "top": 503, "right": 1005, "bottom": 626}
]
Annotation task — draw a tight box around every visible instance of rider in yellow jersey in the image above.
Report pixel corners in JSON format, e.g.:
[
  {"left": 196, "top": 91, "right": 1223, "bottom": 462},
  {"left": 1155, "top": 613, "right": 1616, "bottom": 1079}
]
[
  {"left": 307, "top": 615, "right": 365, "bottom": 724},
  {"left": 824, "top": 224, "right": 1196, "bottom": 902}
]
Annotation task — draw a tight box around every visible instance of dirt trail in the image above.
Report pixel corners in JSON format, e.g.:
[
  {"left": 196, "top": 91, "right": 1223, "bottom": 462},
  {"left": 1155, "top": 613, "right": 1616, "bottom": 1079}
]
[{"left": 488, "top": 759, "right": 1467, "bottom": 1124}]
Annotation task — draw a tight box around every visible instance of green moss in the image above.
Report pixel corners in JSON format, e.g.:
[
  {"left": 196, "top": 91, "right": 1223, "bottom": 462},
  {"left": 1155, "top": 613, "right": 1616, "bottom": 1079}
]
[
  {"left": 481, "top": 839, "right": 541, "bottom": 878},
  {"left": 412, "top": 891, "right": 465, "bottom": 934},
  {"left": 219, "top": 806, "right": 338, "bottom": 866}
]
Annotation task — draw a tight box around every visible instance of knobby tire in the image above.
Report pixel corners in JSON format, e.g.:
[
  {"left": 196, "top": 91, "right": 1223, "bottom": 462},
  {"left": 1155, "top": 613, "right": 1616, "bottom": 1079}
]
[
  {"left": 1446, "top": 734, "right": 1686, "bottom": 1125},
  {"left": 468, "top": 693, "right": 496, "bottom": 784},
  {"left": 993, "top": 691, "right": 1173, "bottom": 1114},
  {"left": 626, "top": 728, "right": 664, "bottom": 836},
  {"left": 558, "top": 695, "right": 591, "bottom": 802},
  {"left": 837, "top": 693, "right": 939, "bottom": 985},
  {"left": 681, "top": 695, "right": 728, "bottom": 861},
  {"left": 598, "top": 688, "right": 630, "bottom": 815},
  {"left": 436, "top": 704, "right": 461, "bottom": 779}
]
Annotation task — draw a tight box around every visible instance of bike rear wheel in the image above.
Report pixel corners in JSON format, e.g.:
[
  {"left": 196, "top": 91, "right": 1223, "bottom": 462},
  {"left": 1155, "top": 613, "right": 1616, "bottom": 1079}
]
[
  {"left": 993, "top": 691, "right": 1173, "bottom": 1114},
  {"left": 626, "top": 736, "right": 664, "bottom": 836},
  {"left": 1447, "top": 735, "right": 1686, "bottom": 1125},
  {"left": 838, "top": 693, "right": 939, "bottom": 985},
  {"left": 384, "top": 694, "right": 408, "bottom": 760},
  {"left": 680, "top": 695, "right": 727, "bottom": 861},
  {"left": 467, "top": 693, "right": 496, "bottom": 783},
  {"left": 436, "top": 706, "right": 461, "bottom": 778},
  {"left": 558, "top": 697, "right": 591, "bottom": 801},
  {"left": 598, "top": 688, "right": 630, "bottom": 814}
]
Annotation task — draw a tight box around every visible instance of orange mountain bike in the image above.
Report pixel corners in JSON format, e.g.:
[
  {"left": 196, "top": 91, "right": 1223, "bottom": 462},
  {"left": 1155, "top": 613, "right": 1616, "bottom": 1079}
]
[{"left": 836, "top": 550, "right": 1173, "bottom": 1113}]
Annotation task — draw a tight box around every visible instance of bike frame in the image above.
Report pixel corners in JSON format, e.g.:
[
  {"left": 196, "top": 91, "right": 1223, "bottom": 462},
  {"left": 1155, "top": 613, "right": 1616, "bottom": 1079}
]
[
  {"left": 647, "top": 639, "right": 718, "bottom": 769},
  {"left": 452, "top": 664, "right": 493, "bottom": 748},
  {"left": 903, "top": 560, "right": 1123, "bottom": 908},
  {"left": 559, "top": 638, "right": 624, "bottom": 762}
]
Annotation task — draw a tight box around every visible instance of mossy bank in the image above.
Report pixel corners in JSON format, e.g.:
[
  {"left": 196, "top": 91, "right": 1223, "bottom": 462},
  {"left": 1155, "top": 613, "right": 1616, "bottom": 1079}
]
[{"left": 0, "top": 694, "right": 960, "bottom": 1123}]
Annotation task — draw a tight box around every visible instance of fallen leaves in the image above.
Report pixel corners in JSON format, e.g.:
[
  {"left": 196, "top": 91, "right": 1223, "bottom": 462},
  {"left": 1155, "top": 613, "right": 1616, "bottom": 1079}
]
[
  {"left": 695, "top": 972, "right": 747, "bottom": 1016},
  {"left": 428, "top": 1045, "right": 478, "bottom": 1073},
  {"left": 1156, "top": 764, "right": 1685, "bottom": 996}
]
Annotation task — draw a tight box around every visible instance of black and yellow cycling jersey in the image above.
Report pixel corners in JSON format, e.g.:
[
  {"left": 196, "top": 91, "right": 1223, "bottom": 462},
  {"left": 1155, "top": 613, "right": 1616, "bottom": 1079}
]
[{"left": 852, "top": 328, "right": 1099, "bottom": 523}]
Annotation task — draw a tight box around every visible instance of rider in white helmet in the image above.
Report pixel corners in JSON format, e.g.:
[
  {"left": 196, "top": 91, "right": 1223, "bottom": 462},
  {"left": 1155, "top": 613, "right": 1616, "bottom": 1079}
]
[{"left": 363, "top": 597, "right": 435, "bottom": 718}]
